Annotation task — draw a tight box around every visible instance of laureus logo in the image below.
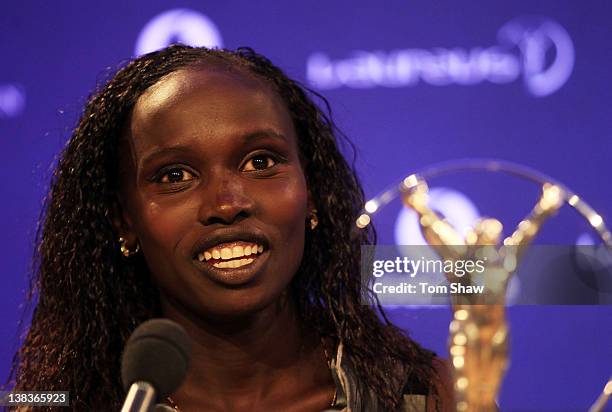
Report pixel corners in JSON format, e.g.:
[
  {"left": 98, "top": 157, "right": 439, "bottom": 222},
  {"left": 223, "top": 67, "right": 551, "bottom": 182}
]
[
  {"left": 307, "top": 17, "right": 574, "bottom": 97},
  {"left": 498, "top": 17, "right": 574, "bottom": 97},
  {"left": 0, "top": 84, "right": 26, "bottom": 119},
  {"left": 135, "top": 9, "right": 223, "bottom": 56}
]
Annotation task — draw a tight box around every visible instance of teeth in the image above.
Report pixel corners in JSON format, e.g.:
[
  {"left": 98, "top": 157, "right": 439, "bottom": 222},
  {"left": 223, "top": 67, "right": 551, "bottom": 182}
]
[
  {"left": 197, "top": 242, "right": 265, "bottom": 263},
  {"left": 213, "top": 258, "right": 254, "bottom": 269},
  {"left": 221, "top": 248, "right": 232, "bottom": 259},
  {"left": 232, "top": 245, "right": 244, "bottom": 258}
]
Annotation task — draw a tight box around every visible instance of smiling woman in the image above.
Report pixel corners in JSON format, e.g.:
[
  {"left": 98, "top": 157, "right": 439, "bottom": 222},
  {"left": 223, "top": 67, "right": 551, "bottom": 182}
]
[
  {"left": 117, "top": 66, "right": 310, "bottom": 321},
  {"left": 7, "top": 45, "right": 451, "bottom": 411}
]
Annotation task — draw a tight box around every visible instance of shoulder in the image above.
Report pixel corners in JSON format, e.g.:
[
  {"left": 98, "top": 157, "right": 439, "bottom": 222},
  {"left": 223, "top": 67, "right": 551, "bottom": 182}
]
[
  {"left": 426, "top": 357, "right": 455, "bottom": 411},
  {"left": 398, "top": 356, "right": 454, "bottom": 411},
  {"left": 334, "top": 341, "right": 455, "bottom": 411}
]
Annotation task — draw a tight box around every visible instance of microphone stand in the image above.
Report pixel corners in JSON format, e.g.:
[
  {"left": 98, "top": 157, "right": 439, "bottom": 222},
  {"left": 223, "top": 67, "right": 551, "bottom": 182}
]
[{"left": 121, "top": 381, "right": 156, "bottom": 412}]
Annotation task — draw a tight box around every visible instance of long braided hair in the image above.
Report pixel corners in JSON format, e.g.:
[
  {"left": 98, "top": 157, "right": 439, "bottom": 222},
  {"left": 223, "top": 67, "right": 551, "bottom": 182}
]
[{"left": 8, "top": 45, "right": 438, "bottom": 410}]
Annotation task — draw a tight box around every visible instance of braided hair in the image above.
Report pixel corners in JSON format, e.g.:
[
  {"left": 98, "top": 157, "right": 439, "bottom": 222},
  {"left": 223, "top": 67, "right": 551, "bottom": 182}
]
[{"left": 8, "top": 45, "right": 438, "bottom": 411}]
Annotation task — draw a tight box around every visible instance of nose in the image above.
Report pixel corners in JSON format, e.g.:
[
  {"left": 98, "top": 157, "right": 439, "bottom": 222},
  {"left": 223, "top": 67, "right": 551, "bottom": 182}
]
[{"left": 197, "top": 173, "right": 255, "bottom": 226}]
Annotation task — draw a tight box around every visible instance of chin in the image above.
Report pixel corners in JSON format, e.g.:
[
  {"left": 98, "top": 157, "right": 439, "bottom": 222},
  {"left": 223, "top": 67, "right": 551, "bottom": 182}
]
[{"left": 187, "top": 286, "right": 288, "bottom": 324}]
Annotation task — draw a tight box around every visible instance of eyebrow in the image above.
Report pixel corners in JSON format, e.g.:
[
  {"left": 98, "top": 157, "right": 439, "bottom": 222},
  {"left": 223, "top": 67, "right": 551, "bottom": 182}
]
[{"left": 138, "top": 129, "right": 288, "bottom": 167}]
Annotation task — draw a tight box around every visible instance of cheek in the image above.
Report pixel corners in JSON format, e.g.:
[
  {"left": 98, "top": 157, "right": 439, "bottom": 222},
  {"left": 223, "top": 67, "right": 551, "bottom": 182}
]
[
  {"left": 258, "top": 175, "right": 309, "bottom": 266},
  {"left": 134, "top": 199, "right": 194, "bottom": 264},
  {"left": 261, "top": 172, "right": 308, "bottom": 224}
]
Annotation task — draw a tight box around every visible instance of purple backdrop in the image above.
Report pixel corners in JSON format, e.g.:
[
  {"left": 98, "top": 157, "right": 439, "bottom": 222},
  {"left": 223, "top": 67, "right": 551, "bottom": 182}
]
[{"left": 1, "top": 1, "right": 611, "bottom": 410}]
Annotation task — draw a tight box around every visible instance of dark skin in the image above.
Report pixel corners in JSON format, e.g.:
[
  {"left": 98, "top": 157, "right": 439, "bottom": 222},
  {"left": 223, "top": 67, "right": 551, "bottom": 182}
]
[{"left": 113, "top": 66, "right": 336, "bottom": 411}]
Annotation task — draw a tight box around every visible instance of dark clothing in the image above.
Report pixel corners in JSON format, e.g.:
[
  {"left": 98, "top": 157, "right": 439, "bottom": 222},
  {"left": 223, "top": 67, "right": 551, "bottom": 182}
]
[{"left": 325, "top": 343, "right": 434, "bottom": 412}]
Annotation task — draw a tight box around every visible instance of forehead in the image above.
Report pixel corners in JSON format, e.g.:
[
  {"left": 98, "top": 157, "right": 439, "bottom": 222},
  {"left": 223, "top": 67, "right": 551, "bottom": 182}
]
[{"left": 127, "top": 66, "right": 295, "bottom": 153}]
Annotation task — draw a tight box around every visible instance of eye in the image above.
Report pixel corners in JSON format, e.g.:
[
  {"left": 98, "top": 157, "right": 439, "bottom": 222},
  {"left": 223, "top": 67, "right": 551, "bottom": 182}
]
[
  {"left": 157, "top": 167, "right": 195, "bottom": 183},
  {"left": 242, "top": 154, "right": 277, "bottom": 172}
]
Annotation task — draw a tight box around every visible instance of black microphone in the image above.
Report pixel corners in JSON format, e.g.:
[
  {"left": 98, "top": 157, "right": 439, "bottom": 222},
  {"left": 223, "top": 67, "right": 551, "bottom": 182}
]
[{"left": 120, "top": 319, "right": 192, "bottom": 412}]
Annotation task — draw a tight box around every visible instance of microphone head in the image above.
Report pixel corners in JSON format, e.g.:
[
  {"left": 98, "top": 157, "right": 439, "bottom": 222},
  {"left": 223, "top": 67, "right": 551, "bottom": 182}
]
[{"left": 121, "top": 318, "right": 192, "bottom": 399}]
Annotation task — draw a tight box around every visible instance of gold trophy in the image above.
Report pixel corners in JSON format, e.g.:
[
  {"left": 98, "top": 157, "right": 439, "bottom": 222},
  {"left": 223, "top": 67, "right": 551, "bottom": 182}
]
[{"left": 356, "top": 159, "right": 612, "bottom": 412}]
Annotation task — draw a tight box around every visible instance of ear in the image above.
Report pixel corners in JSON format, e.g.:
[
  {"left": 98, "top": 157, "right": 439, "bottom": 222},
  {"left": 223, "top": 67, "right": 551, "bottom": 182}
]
[{"left": 109, "top": 194, "right": 138, "bottom": 247}]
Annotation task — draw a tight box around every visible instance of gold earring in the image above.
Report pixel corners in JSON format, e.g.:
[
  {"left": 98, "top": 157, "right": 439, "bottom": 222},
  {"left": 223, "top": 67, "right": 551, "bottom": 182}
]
[
  {"left": 119, "top": 236, "right": 140, "bottom": 257},
  {"left": 309, "top": 210, "right": 319, "bottom": 230}
]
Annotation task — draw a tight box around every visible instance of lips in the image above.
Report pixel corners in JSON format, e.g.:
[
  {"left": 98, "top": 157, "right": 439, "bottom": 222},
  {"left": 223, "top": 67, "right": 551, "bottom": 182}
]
[
  {"left": 190, "top": 229, "right": 270, "bottom": 285},
  {"left": 191, "top": 230, "right": 268, "bottom": 258},
  {"left": 197, "top": 240, "right": 265, "bottom": 269}
]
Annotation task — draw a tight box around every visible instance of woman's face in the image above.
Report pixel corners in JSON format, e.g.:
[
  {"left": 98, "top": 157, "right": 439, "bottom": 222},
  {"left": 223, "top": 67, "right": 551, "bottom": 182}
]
[{"left": 116, "top": 66, "right": 309, "bottom": 320}]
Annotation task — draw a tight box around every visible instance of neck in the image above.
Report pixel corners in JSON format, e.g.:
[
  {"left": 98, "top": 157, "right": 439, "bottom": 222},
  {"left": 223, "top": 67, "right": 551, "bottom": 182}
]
[{"left": 160, "top": 293, "right": 331, "bottom": 410}]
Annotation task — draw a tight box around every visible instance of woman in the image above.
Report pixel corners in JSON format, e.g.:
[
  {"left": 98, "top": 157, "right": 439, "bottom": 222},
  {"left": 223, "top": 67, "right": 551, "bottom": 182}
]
[{"left": 9, "top": 45, "right": 450, "bottom": 411}]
